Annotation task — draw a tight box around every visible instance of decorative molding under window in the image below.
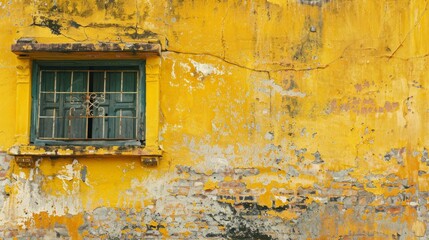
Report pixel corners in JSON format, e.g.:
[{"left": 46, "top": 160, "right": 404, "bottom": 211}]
[{"left": 9, "top": 145, "right": 162, "bottom": 167}]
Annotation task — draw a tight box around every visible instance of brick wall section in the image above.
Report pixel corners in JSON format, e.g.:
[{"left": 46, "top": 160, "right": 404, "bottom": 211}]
[
  {"left": 75, "top": 165, "right": 427, "bottom": 239},
  {"left": 0, "top": 161, "right": 428, "bottom": 239}
]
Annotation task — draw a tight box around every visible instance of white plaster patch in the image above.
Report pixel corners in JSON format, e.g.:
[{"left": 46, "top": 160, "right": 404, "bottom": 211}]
[
  {"left": 262, "top": 79, "right": 306, "bottom": 97},
  {"left": 118, "top": 173, "right": 173, "bottom": 208},
  {"left": 0, "top": 167, "right": 83, "bottom": 227},
  {"left": 185, "top": 137, "right": 237, "bottom": 173},
  {"left": 265, "top": 132, "right": 274, "bottom": 140},
  {"left": 180, "top": 62, "right": 191, "bottom": 72},
  {"left": 56, "top": 159, "right": 87, "bottom": 194},
  {"left": 275, "top": 196, "right": 288, "bottom": 203},
  {"left": 206, "top": 157, "right": 230, "bottom": 172},
  {"left": 169, "top": 81, "right": 180, "bottom": 87},
  {"left": 189, "top": 59, "right": 224, "bottom": 79},
  {"left": 313, "top": 196, "right": 328, "bottom": 204},
  {"left": 182, "top": 136, "right": 293, "bottom": 169},
  {"left": 171, "top": 61, "right": 176, "bottom": 79}
]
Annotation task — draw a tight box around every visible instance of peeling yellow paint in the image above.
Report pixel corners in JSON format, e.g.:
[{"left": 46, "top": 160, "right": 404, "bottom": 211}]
[
  {"left": 267, "top": 210, "right": 298, "bottom": 221},
  {"left": 0, "top": 0, "right": 428, "bottom": 238},
  {"left": 203, "top": 179, "right": 219, "bottom": 191}
]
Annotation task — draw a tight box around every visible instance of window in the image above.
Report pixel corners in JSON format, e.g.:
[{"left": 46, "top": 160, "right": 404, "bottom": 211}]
[
  {"left": 10, "top": 42, "right": 161, "bottom": 166},
  {"left": 31, "top": 61, "right": 145, "bottom": 146}
]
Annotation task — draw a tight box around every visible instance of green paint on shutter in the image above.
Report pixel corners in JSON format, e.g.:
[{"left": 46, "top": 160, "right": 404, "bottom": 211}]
[
  {"left": 66, "top": 72, "right": 87, "bottom": 138},
  {"left": 101, "top": 72, "right": 138, "bottom": 139},
  {"left": 39, "top": 72, "right": 56, "bottom": 138},
  {"left": 32, "top": 61, "right": 144, "bottom": 145},
  {"left": 92, "top": 72, "right": 105, "bottom": 92}
]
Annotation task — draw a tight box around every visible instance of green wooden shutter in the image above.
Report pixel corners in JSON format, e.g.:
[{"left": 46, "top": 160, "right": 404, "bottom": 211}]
[
  {"left": 39, "top": 70, "right": 88, "bottom": 139},
  {"left": 34, "top": 61, "right": 143, "bottom": 144},
  {"left": 38, "top": 71, "right": 57, "bottom": 138},
  {"left": 63, "top": 71, "right": 87, "bottom": 139},
  {"left": 91, "top": 72, "right": 107, "bottom": 139},
  {"left": 97, "top": 71, "right": 137, "bottom": 139}
]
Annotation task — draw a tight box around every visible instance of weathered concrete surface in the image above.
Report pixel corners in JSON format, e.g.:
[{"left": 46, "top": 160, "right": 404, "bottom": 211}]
[{"left": 1, "top": 0, "right": 429, "bottom": 239}]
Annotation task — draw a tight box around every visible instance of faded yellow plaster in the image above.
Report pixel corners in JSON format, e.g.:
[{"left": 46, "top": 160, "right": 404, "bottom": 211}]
[
  {"left": 0, "top": 0, "right": 428, "bottom": 238},
  {"left": 267, "top": 210, "right": 298, "bottom": 221},
  {"left": 203, "top": 179, "right": 219, "bottom": 191}
]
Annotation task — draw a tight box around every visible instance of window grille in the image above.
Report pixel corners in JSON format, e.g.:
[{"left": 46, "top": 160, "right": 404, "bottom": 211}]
[{"left": 33, "top": 64, "right": 144, "bottom": 144}]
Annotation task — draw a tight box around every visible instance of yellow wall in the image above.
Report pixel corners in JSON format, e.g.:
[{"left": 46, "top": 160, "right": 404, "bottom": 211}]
[{"left": 0, "top": 0, "right": 429, "bottom": 238}]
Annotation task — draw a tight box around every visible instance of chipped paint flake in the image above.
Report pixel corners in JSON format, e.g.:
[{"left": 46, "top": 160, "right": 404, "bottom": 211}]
[
  {"left": 262, "top": 79, "right": 306, "bottom": 97},
  {"left": 189, "top": 59, "right": 224, "bottom": 78}
]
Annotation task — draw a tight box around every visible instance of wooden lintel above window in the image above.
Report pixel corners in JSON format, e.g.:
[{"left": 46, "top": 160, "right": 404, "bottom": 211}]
[{"left": 11, "top": 41, "right": 161, "bottom": 59}]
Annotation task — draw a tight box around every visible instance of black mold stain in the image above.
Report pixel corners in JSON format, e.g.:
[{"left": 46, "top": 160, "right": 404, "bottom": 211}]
[
  {"left": 280, "top": 77, "right": 302, "bottom": 118},
  {"left": 34, "top": 1, "right": 93, "bottom": 17},
  {"left": 292, "top": 13, "right": 323, "bottom": 62},
  {"left": 125, "top": 27, "right": 159, "bottom": 40},
  {"left": 208, "top": 202, "right": 275, "bottom": 240},
  {"left": 227, "top": 222, "right": 274, "bottom": 240},
  {"left": 69, "top": 20, "right": 81, "bottom": 28},
  {"left": 96, "top": 0, "right": 127, "bottom": 19},
  {"left": 49, "top": 5, "right": 61, "bottom": 13},
  {"left": 32, "top": 18, "right": 62, "bottom": 35},
  {"left": 86, "top": 23, "right": 122, "bottom": 28},
  {"left": 384, "top": 153, "right": 392, "bottom": 161},
  {"left": 96, "top": 0, "right": 114, "bottom": 10}
]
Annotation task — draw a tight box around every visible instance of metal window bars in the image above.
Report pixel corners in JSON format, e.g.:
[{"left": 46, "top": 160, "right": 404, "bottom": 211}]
[{"left": 37, "top": 69, "right": 139, "bottom": 140}]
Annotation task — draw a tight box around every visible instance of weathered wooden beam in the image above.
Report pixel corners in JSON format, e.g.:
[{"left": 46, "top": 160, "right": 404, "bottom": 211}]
[{"left": 11, "top": 40, "right": 161, "bottom": 57}]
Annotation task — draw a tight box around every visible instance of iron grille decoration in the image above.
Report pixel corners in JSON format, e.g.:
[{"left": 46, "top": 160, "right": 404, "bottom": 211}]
[
  {"left": 69, "top": 93, "right": 106, "bottom": 117},
  {"left": 36, "top": 68, "right": 142, "bottom": 142}
]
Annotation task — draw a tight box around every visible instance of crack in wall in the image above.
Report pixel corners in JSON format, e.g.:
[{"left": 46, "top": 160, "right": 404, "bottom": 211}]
[
  {"left": 162, "top": 48, "right": 346, "bottom": 80},
  {"left": 388, "top": 1, "right": 429, "bottom": 59}
]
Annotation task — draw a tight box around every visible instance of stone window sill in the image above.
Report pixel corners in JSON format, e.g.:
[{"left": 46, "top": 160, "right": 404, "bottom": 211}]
[{"left": 8, "top": 145, "right": 162, "bottom": 167}]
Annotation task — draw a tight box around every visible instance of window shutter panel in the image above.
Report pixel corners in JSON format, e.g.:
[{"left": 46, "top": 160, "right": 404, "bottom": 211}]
[
  {"left": 63, "top": 71, "right": 87, "bottom": 139},
  {"left": 39, "top": 71, "right": 56, "bottom": 138},
  {"left": 103, "top": 72, "right": 137, "bottom": 139}
]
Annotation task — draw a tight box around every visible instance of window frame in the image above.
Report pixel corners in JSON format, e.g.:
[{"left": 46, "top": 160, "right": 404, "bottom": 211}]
[{"left": 30, "top": 60, "right": 146, "bottom": 146}]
